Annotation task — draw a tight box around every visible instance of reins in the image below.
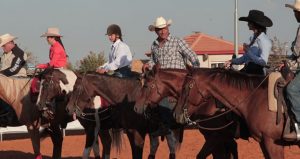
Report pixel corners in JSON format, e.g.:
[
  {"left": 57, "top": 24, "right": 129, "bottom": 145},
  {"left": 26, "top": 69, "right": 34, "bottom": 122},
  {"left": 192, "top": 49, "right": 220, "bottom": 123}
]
[{"left": 181, "top": 70, "right": 271, "bottom": 130}]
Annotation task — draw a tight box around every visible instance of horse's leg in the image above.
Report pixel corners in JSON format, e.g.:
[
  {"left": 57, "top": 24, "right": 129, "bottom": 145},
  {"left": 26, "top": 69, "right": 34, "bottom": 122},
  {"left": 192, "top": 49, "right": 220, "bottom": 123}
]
[
  {"left": 165, "top": 130, "right": 177, "bottom": 159},
  {"left": 98, "top": 129, "right": 112, "bottom": 159},
  {"left": 82, "top": 127, "right": 97, "bottom": 159},
  {"left": 48, "top": 124, "right": 63, "bottom": 159},
  {"left": 197, "top": 130, "right": 230, "bottom": 159},
  {"left": 91, "top": 111, "right": 101, "bottom": 159},
  {"left": 92, "top": 139, "right": 101, "bottom": 159},
  {"left": 27, "top": 126, "right": 42, "bottom": 159},
  {"left": 148, "top": 134, "right": 159, "bottom": 158},
  {"left": 126, "top": 129, "right": 145, "bottom": 159},
  {"left": 261, "top": 137, "right": 284, "bottom": 159}
]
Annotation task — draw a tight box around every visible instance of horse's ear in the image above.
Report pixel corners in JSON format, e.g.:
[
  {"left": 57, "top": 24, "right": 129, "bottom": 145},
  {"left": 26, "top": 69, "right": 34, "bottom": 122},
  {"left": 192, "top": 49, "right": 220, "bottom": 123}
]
[
  {"left": 74, "top": 72, "right": 82, "bottom": 78},
  {"left": 186, "top": 64, "right": 193, "bottom": 74},
  {"left": 60, "top": 77, "right": 69, "bottom": 85}
]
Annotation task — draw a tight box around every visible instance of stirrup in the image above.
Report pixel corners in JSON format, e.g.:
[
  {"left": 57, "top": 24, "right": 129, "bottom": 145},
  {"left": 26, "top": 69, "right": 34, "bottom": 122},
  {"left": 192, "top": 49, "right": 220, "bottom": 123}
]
[{"left": 294, "top": 123, "right": 300, "bottom": 140}]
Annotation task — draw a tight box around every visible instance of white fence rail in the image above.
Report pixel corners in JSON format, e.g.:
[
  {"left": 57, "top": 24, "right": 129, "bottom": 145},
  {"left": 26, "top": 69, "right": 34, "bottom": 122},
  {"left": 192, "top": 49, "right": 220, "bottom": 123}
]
[{"left": 0, "top": 120, "right": 83, "bottom": 141}]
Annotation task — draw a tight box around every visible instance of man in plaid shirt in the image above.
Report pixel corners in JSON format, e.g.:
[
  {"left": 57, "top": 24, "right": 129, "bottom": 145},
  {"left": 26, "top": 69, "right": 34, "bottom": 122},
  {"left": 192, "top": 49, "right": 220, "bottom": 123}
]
[
  {"left": 143, "top": 17, "right": 200, "bottom": 159},
  {"left": 144, "top": 17, "right": 200, "bottom": 70}
]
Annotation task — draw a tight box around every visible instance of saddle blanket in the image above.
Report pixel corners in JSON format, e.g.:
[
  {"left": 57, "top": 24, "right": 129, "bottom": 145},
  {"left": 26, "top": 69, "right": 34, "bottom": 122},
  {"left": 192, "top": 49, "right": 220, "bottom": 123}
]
[
  {"left": 268, "top": 72, "right": 283, "bottom": 113},
  {"left": 93, "top": 96, "right": 109, "bottom": 109}
]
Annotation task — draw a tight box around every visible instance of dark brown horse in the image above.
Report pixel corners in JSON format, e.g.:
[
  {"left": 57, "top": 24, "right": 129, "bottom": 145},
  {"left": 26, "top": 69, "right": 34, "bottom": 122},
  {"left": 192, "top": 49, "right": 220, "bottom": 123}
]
[
  {"left": 134, "top": 66, "right": 240, "bottom": 159},
  {"left": 66, "top": 72, "right": 182, "bottom": 159},
  {"left": 175, "top": 67, "right": 300, "bottom": 159},
  {"left": 0, "top": 74, "right": 68, "bottom": 159},
  {"left": 36, "top": 68, "right": 116, "bottom": 159}
]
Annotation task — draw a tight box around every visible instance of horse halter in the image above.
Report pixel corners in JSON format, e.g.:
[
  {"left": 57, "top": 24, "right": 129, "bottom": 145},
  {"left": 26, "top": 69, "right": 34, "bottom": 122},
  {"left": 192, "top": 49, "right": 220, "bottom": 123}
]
[
  {"left": 70, "top": 75, "right": 96, "bottom": 118},
  {"left": 142, "top": 76, "right": 164, "bottom": 109}
]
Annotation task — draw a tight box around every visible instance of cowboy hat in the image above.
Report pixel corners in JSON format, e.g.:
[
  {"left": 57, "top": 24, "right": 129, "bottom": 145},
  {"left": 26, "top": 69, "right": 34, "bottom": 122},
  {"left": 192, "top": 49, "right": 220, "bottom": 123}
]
[
  {"left": 286, "top": 0, "right": 300, "bottom": 11},
  {"left": 148, "top": 16, "right": 172, "bottom": 31},
  {"left": 239, "top": 10, "right": 273, "bottom": 27},
  {"left": 0, "top": 33, "right": 17, "bottom": 47},
  {"left": 41, "top": 27, "right": 63, "bottom": 37}
]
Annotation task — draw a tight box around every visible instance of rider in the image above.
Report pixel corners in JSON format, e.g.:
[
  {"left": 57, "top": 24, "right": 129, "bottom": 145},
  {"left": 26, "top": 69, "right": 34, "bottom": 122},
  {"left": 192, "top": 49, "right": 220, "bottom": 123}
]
[
  {"left": 96, "top": 24, "right": 133, "bottom": 78},
  {"left": 0, "top": 33, "right": 27, "bottom": 126},
  {"left": 143, "top": 16, "right": 200, "bottom": 138},
  {"left": 225, "top": 10, "right": 273, "bottom": 75},
  {"left": 36, "top": 27, "right": 68, "bottom": 69},
  {"left": 281, "top": 0, "right": 300, "bottom": 141},
  {"left": 31, "top": 27, "right": 68, "bottom": 96}
]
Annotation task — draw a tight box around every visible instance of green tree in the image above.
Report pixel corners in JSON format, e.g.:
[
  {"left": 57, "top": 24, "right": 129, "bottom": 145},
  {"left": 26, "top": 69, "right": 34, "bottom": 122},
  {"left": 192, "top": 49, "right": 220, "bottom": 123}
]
[
  {"left": 77, "top": 51, "right": 106, "bottom": 73},
  {"left": 25, "top": 51, "right": 38, "bottom": 65}
]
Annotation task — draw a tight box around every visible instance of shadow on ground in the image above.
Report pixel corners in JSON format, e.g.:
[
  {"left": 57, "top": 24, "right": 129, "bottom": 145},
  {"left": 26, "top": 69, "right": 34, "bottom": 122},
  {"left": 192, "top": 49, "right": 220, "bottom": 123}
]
[{"left": 0, "top": 151, "right": 81, "bottom": 159}]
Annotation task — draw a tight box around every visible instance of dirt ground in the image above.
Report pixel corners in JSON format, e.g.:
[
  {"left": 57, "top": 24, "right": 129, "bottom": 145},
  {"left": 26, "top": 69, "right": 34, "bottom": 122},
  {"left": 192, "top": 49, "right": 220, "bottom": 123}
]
[{"left": 0, "top": 130, "right": 300, "bottom": 159}]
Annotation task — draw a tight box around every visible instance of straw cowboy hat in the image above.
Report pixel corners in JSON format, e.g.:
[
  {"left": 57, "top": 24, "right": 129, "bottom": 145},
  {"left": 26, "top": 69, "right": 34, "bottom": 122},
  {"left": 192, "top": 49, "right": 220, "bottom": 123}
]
[
  {"left": 0, "top": 33, "right": 17, "bottom": 47},
  {"left": 239, "top": 10, "right": 273, "bottom": 27},
  {"left": 41, "top": 27, "right": 63, "bottom": 37},
  {"left": 148, "top": 16, "right": 172, "bottom": 31},
  {"left": 286, "top": 0, "right": 300, "bottom": 11}
]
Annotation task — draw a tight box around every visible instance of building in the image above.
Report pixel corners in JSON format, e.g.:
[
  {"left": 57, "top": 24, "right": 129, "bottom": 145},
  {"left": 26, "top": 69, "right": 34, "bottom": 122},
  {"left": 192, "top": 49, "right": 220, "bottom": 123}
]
[{"left": 184, "top": 32, "right": 244, "bottom": 68}]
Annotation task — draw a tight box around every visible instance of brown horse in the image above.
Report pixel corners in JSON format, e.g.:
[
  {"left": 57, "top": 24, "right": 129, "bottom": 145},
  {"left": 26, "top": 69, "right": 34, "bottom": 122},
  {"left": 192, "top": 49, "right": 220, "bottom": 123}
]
[
  {"left": 36, "top": 68, "right": 116, "bottom": 159},
  {"left": 0, "top": 74, "right": 67, "bottom": 159},
  {"left": 134, "top": 66, "right": 240, "bottom": 159},
  {"left": 175, "top": 67, "right": 300, "bottom": 159},
  {"left": 65, "top": 72, "right": 182, "bottom": 159}
]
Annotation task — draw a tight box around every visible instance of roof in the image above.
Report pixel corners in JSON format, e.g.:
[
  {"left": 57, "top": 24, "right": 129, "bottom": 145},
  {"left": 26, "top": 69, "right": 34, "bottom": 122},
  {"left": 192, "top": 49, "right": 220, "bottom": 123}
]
[{"left": 184, "top": 32, "right": 244, "bottom": 55}]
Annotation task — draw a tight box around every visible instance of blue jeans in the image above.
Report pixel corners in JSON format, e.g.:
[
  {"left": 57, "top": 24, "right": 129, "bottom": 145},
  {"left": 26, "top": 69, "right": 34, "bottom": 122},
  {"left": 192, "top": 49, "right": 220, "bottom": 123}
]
[
  {"left": 113, "top": 66, "right": 132, "bottom": 78},
  {"left": 286, "top": 72, "right": 300, "bottom": 123}
]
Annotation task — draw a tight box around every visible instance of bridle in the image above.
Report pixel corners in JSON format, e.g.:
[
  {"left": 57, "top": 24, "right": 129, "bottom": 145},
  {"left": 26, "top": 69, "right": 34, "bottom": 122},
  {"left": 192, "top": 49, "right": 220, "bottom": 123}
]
[{"left": 69, "top": 75, "right": 111, "bottom": 122}]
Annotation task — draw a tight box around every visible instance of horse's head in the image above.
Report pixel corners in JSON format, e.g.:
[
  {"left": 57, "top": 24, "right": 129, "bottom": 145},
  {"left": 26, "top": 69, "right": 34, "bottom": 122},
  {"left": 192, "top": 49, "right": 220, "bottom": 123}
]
[
  {"left": 134, "top": 65, "right": 188, "bottom": 114},
  {"left": 66, "top": 74, "right": 94, "bottom": 116},
  {"left": 37, "top": 68, "right": 77, "bottom": 117},
  {"left": 174, "top": 69, "right": 211, "bottom": 123}
]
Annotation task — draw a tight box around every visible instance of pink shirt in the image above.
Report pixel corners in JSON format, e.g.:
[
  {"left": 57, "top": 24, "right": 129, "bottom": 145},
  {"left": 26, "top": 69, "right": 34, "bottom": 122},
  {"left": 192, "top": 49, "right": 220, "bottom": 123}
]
[{"left": 48, "top": 41, "right": 67, "bottom": 68}]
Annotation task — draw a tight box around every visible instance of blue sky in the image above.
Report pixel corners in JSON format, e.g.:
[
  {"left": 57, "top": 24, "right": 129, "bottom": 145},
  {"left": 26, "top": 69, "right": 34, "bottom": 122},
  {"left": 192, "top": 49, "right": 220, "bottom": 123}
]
[{"left": 0, "top": 0, "right": 296, "bottom": 64}]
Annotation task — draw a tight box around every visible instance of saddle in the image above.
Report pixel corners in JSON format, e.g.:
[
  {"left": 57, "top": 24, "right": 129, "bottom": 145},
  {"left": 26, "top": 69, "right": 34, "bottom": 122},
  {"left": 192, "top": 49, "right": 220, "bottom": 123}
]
[{"left": 273, "top": 64, "right": 300, "bottom": 140}]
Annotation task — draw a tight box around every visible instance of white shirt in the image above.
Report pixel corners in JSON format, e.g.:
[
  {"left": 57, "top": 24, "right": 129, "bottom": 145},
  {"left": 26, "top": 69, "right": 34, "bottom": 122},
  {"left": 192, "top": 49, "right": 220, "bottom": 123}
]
[{"left": 101, "top": 39, "right": 132, "bottom": 71}]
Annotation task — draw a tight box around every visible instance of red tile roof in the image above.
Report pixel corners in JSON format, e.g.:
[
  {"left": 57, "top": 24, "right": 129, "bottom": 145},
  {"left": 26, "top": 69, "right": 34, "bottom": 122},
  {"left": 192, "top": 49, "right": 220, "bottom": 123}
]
[{"left": 184, "top": 32, "right": 244, "bottom": 55}]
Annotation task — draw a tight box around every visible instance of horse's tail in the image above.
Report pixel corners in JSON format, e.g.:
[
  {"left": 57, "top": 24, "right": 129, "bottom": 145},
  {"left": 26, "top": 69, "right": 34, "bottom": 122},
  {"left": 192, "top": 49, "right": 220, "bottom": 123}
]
[{"left": 110, "top": 128, "right": 123, "bottom": 153}]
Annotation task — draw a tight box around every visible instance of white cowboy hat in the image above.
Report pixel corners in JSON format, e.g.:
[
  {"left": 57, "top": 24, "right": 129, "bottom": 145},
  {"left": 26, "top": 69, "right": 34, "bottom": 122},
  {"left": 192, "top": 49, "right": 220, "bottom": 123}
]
[
  {"left": 286, "top": 0, "right": 300, "bottom": 11},
  {"left": 148, "top": 16, "right": 172, "bottom": 32},
  {"left": 41, "top": 27, "right": 63, "bottom": 37},
  {"left": 0, "top": 33, "right": 17, "bottom": 47}
]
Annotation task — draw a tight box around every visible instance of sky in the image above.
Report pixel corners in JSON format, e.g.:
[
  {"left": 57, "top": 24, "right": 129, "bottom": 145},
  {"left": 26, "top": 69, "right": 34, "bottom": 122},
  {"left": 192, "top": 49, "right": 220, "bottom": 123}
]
[{"left": 0, "top": 0, "right": 297, "bottom": 64}]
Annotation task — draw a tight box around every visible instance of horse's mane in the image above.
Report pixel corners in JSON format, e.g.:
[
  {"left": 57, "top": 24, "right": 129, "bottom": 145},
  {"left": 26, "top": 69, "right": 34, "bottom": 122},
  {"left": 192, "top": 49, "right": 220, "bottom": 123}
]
[{"left": 194, "top": 68, "right": 268, "bottom": 90}]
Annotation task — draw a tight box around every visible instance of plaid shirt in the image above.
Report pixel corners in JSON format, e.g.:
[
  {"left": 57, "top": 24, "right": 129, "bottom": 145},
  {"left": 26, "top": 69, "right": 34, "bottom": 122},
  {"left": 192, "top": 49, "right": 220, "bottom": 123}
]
[{"left": 148, "top": 35, "right": 200, "bottom": 69}]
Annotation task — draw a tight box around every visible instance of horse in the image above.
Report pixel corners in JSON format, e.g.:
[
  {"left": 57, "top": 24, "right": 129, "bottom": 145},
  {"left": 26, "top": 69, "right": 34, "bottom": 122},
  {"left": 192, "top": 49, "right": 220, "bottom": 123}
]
[
  {"left": 174, "top": 67, "right": 300, "bottom": 159},
  {"left": 0, "top": 74, "right": 68, "bottom": 159},
  {"left": 133, "top": 66, "right": 240, "bottom": 159},
  {"left": 36, "top": 68, "right": 116, "bottom": 159},
  {"left": 65, "top": 71, "right": 182, "bottom": 159}
]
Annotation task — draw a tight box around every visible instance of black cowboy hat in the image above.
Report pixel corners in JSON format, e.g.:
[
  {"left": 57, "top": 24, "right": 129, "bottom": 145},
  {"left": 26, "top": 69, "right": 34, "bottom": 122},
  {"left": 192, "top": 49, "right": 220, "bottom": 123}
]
[{"left": 239, "top": 10, "right": 273, "bottom": 27}]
